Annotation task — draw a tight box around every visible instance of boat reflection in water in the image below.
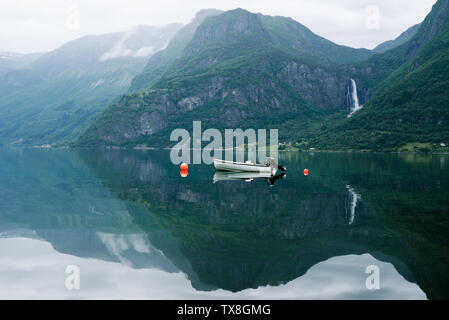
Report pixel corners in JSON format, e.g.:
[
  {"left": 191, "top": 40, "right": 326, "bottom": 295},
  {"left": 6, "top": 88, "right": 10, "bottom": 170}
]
[{"left": 213, "top": 171, "right": 286, "bottom": 185}]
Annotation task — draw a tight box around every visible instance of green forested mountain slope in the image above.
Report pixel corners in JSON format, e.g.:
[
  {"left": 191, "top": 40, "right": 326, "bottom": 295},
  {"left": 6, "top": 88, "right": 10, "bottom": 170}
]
[
  {"left": 130, "top": 9, "right": 223, "bottom": 92},
  {"left": 374, "top": 24, "right": 421, "bottom": 54},
  {"left": 0, "top": 52, "right": 44, "bottom": 75},
  {"left": 0, "top": 24, "right": 182, "bottom": 146}
]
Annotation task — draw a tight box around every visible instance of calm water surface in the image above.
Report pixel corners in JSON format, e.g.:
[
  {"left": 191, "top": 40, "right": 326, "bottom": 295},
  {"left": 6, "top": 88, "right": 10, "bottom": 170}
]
[{"left": 0, "top": 148, "right": 448, "bottom": 299}]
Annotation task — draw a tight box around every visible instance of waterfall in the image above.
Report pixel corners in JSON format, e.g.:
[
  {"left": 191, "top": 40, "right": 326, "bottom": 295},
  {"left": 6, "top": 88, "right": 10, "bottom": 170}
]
[
  {"left": 347, "top": 79, "right": 363, "bottom": 118},
  {"left": 346, "top": 185, "right": 361, "bottom": 225}
]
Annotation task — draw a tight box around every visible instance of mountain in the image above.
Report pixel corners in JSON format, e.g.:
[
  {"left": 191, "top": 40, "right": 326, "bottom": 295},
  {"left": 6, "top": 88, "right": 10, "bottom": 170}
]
[
  {"left": 312, "top": 0, "right": 449, "bottom": 152},
  {"left": 130, "top": 9, "right": 223, "bottom": 92},
  {"left": 77, "top": 8, "right": 374, "bottom": 147},
  {"left": 373, "top": 23, "right": 421, "bottom": 53},
  {"left": 0, "top": 23, "right": 183, "bottom": 146},
  {"left": 0, "top": 51, "right": 44, "bottom": 75}
]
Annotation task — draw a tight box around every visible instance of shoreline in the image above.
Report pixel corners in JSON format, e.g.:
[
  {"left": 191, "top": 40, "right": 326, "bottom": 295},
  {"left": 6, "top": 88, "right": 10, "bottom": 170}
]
[{"left": 2, "top": 145, "right": 449, "bottom": 155}]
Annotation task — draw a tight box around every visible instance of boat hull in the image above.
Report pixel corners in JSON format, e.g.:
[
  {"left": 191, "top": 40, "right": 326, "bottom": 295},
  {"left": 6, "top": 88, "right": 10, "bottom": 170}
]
[{"left": 213, "top": 159, "right": 276, "bottom": 175}]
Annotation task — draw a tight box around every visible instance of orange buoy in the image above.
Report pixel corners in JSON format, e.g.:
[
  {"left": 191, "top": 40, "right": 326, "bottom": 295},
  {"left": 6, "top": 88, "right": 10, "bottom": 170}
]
[
  {"left": 304, "top": 169, "right": 309, "bottom": 176},
  {"left": 180, "top": 163, "right": 188, "bottom": 178}
]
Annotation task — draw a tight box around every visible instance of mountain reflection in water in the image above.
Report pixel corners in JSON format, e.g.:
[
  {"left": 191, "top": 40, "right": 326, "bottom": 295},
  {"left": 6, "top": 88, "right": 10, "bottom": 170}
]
[{"left": 1, "top": 148, "right": 448, "bottom": 299}]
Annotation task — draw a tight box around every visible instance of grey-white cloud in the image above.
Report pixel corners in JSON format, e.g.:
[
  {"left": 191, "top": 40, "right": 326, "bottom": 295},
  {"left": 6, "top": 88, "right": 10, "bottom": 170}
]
[
  {"left": 98, "top": 27, "right": 160, "bottom": 61},
  {"left": 0, "top": 0, "right": 438, "bottom": 53}
]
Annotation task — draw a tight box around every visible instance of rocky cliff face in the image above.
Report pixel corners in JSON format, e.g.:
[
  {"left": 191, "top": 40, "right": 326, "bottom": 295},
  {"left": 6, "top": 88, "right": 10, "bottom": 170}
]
[
  {"left": 277, "top": 61, "right": 352, "bottom": 110},
  {"left": 81, "top": 63, "right": 356, "bottom": 146}
]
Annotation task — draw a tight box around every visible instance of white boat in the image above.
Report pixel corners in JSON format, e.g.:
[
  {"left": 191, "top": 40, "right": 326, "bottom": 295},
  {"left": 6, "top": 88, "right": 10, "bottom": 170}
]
[{"left": 213, "top": 158, "right": 277, "bottom": 175}]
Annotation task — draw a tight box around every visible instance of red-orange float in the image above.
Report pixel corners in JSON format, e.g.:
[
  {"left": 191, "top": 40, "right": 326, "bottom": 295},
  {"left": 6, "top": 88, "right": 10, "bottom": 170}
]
[{"left": 180, "top": 163, "right": 188, "bottom": 178}]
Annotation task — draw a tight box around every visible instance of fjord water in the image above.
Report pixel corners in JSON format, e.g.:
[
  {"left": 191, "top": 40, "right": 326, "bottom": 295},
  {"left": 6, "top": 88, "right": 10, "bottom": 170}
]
[{"left": 0, "top": 148, "right": 448, "bottom": 299}]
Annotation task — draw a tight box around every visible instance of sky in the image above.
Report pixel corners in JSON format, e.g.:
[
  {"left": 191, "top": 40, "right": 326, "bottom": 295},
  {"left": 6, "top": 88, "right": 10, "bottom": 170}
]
[{"left": 0, "top": 0, "right": 438, "bottom": 53}]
